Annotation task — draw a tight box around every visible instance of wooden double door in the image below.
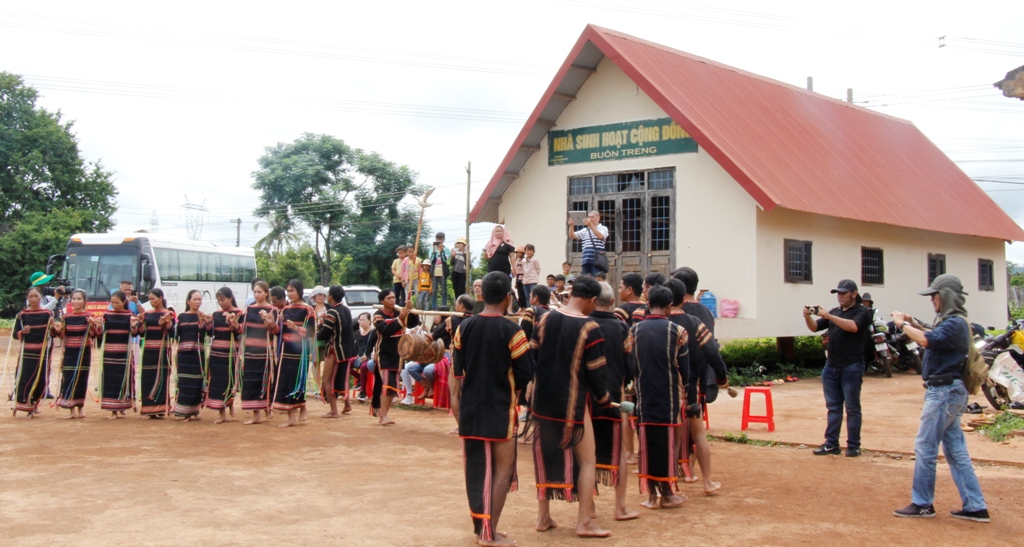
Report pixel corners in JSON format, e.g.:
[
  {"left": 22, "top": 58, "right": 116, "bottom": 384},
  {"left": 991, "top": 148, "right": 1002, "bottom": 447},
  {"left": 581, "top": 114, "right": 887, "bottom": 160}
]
[{"left": 567, "top": 189, "right": 675, "bottom": 291}]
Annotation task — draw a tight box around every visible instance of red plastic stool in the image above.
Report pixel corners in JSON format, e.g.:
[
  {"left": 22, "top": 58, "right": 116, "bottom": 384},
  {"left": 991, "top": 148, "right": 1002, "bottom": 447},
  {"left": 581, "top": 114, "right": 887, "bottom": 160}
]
[{"left": 741, "top": 386, "right": 775, "bottom": 432}]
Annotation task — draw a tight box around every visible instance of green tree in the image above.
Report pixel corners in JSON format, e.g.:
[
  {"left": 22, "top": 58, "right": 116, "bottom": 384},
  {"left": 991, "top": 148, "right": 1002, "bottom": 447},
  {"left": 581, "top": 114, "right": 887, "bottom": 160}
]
[
  {"left": 254, "top": 246, "right": 318, "bottom": 289},
  {"left": 254, "top": 213, "right": 304, "bottom": 254},
  {"left": 0, "top": 72, "right": 117, "bottom": 315},
  {"left": 252, "top": 134, "right": 425, "bottom": 287}
]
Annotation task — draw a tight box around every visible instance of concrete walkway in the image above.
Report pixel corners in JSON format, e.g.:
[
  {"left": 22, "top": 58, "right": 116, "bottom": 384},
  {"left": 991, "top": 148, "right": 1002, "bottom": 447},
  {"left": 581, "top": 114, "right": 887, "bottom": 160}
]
[{"left": 705, "top": 372, "right": 1024, "bottom": 465}]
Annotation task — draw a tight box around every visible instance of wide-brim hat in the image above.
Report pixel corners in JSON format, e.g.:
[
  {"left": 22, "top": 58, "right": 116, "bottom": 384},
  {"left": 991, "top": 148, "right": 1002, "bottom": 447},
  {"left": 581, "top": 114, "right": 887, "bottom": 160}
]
[
  {"left": 421, "top": 259, "right": 431, "bottom": 265},
  {"left": 29, "top": 271, "right": 53, "bottom": 286},
  {"left": 308, "top": 285, "right": 328, "bottom": 297},
  {"left": 455, "top": 237, "right": 467, "bottom": 246},
  {"left": 918, "top": 274, "right": 967, "bottom": 296}
]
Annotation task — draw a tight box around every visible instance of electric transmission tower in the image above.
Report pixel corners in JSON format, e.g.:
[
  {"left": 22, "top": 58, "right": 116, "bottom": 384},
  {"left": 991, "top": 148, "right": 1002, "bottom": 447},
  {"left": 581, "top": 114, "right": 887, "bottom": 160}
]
[
  {"left": 181, "top": 195, "right": 208, "bottom": 241},
  {"left": 149, "top": 209, "right": 159, "bottom": 233}
]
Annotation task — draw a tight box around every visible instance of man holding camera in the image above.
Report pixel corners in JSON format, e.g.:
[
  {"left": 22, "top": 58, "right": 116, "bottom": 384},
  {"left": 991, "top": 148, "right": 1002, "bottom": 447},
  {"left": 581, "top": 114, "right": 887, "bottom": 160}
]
[
  {"left": 567, "top": 211, "right": 608, "bottom": 277},
  {"left": 803, "top": 279, "right": 872, "bottom": 457},
  {"left": 428, "top": 232, "right": 450, "bottom": 310}
]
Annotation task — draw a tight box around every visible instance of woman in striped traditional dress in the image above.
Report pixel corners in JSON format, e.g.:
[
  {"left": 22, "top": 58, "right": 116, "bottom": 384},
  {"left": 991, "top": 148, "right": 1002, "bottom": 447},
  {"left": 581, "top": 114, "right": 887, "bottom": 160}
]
[
  {"left": 134, "top": 288, "right": 175, "bottom": 418},
  {"left": 274, "top": 279, "right": 316, "bottom": 428},
  {"left": 240, "top": 281, "right": 278, "bottom": 425},
  {"left": 98, "top": 291, "right": 135, "bottom": 419},
  {"left": 209, "top": 287, "right": 242, "bottom": 424},
  {"left": 172, "top": 290, "right": 210, "bottom": 421},
  {"left": 52, "top": 289, "right": 100, "bottom": 419},
  {"left": 11, "top": 287, "right": 53, "bottom": 419}
]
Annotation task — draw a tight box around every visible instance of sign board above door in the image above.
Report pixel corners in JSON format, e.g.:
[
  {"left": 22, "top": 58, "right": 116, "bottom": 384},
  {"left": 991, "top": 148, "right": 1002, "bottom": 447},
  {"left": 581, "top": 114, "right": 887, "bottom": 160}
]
[{"left": 548, "top": 117, "right": 697, "bottom": 166}]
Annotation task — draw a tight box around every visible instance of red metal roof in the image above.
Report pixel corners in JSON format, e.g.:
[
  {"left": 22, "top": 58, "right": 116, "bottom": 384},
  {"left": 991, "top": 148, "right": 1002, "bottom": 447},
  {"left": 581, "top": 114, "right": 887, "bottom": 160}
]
[{"left": 471, "top": 25, "right": 1024, "bottom": 242}]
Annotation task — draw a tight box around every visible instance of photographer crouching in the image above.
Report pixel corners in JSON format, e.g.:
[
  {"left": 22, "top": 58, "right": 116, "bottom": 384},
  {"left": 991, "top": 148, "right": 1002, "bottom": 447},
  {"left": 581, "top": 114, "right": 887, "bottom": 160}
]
[{"left": 803, "top": 279, "right": 872, "bottom": 457}]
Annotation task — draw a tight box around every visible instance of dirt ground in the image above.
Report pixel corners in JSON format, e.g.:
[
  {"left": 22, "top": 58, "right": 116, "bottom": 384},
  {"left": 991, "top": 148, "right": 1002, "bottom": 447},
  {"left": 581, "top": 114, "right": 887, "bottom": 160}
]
[{"left": 2, "top": 337, "right": 1024, "bottom": 546}]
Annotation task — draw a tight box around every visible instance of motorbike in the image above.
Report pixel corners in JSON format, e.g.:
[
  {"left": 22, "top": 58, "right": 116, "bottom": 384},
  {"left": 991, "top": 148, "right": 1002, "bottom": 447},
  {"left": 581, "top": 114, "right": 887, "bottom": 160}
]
[
  {"left": 885, "top": 321, "right": 923, "bottom": 375},
  {"left": 866, "top": 321, "right": 894, "bottom": 377},
  {"left": 976, "top": 320, "right": 1024, "bottom": 410}
]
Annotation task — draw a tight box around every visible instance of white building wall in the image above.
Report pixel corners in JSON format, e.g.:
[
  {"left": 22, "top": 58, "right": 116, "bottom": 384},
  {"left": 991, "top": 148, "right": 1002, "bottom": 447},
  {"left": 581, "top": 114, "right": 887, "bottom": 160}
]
[
  {"left": 495, "top": 56, "right": 1011, "bottom": 339},
  {"left": 500, "top": 57, "right": 678, "bottom": 280},
  {"left": 713, "top": 207, "right": 1008, "bottom": 339}
]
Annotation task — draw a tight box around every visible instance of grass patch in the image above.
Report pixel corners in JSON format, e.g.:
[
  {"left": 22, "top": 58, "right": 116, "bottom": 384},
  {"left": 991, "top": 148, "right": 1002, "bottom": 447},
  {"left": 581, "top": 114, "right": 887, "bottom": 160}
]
[
  {"left": 720, "top": 336, "right": 824, "bottom": 386},
  {"left": 0, "top": 318, "right": 14, "bottom": 330},
  {"left": 711, "top": 432, "right": 780, "bottom": 447},
  {"left": 728, "top": 362, "right": 820, "bottom": 387},
  {"left": 977, "top": 412, "right": 1024, "bottom": 442}
]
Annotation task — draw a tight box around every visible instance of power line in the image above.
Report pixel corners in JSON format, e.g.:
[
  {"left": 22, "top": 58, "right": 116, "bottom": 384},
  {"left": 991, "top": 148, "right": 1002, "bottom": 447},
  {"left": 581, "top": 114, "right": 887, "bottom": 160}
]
[
  {"left": 22, "top": 74, "right": 530, "bottom": 124},
  {"left": 0, "top": 14, "right": 556, "bottom": 77}
]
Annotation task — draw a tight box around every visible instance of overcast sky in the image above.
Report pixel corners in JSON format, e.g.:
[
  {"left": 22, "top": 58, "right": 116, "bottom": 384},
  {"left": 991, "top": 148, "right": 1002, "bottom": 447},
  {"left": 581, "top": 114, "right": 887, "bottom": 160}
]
[{"left": 2, "top": 0, "right": 1022, "bottom": 267}]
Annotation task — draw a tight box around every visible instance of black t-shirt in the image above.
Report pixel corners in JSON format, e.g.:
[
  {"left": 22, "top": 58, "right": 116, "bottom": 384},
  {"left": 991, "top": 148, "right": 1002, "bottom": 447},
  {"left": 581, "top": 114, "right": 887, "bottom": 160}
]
[
  {"left": 487, "top": 242, "right": 516, "bottom": 275},
  {"left": 815, "top": 305, "right": 872, "bottom": 367}
]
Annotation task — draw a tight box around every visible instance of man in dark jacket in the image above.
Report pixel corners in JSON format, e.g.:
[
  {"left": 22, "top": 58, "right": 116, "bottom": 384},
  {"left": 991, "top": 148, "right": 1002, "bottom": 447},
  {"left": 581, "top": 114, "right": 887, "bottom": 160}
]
[{"left": 892, "top": 274, "right": 989, "bottom": 522}]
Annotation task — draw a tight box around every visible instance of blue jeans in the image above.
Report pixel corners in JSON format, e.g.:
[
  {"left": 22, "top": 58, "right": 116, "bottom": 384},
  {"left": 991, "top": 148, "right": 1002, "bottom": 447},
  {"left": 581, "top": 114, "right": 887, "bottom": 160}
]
[
  {"left": 431, "top": 276, "right": 448, "bottom": 309},
  {"left": 581, "top": 262, "right": 598, "bottom": 276},
  {"left": 822, "top": 362, "right": 864, "bottom": 449},
  {"left": 911, "top": 381, "right": 986, "bottom": 510}
]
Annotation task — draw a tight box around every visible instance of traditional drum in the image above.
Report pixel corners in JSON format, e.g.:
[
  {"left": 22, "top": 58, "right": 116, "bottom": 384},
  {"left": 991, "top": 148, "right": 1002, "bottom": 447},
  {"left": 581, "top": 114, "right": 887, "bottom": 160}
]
[{"left": 398, "top": 332, "right": 445, "bottom": 364}]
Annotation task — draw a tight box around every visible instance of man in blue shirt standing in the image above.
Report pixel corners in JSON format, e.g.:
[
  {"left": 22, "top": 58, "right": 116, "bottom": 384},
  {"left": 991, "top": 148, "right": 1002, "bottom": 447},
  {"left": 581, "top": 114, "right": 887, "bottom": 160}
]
[
  {"left": 892, "top": 274, "right": 989, "bottom": 522},
  {"left": 567, "top": 211, "right": 608, "bottom": 277}
]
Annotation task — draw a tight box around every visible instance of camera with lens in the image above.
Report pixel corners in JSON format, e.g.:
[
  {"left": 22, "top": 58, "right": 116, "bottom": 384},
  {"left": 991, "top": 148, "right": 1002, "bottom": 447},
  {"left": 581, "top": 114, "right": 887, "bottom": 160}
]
[{"left": 41, "top": 278, "right": 72, "bottom": 297}]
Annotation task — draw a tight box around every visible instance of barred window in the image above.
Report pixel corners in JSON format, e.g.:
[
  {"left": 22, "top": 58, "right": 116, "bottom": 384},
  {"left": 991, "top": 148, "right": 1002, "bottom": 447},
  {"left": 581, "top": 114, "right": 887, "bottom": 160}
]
[
  {"left": 785, "top": 239, "right": 812, "bottom": 283},
  {"left": 569, "top": 176, "right": 592, "bottom": 195},
  {"left": 928, "top": 253, "right": 946, "bottom": 284},
  {"left": 979, "top": 259, "right": 994, "bottom": 291},
  {"left": 861, "top": 248, "right": 884, "bottom": 285},
  {"left": 650, "top": 196, "right": 671, "bottom": 251},
  {"left": 648, "top": 170, "right": 674, "bottom": 190}
]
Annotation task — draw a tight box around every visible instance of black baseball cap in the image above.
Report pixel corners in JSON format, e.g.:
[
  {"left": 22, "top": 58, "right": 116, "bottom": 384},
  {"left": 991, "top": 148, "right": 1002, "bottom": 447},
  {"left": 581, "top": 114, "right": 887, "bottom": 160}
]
[{"left": 830, "top": 279, "right": 858, "bottom": 294}]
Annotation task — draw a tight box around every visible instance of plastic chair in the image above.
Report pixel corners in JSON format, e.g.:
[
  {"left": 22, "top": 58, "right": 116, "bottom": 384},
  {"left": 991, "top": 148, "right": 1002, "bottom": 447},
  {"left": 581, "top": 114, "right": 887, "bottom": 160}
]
[{"left": 741, "top": 386, "right": 775, "bottom": 432}]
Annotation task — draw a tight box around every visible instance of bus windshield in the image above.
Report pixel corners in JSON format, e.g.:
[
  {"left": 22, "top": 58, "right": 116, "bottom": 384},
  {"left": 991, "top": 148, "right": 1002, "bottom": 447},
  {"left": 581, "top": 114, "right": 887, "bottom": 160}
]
[{"left": 64, "top": 245, "right": 139, "bottom": 301}]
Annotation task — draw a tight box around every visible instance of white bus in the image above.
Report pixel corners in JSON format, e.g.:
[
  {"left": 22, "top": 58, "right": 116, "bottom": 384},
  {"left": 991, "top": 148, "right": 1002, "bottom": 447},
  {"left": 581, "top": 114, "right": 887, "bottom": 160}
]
[{"left": 50, "top": 232, "right": 257, "bottom": 314}]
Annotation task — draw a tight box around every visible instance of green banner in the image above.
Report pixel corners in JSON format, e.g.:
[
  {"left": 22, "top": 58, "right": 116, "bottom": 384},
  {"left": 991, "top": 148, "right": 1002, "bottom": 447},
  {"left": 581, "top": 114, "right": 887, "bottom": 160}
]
[{"left": 548, "top": 117, "right": 697, "bottom": 165}]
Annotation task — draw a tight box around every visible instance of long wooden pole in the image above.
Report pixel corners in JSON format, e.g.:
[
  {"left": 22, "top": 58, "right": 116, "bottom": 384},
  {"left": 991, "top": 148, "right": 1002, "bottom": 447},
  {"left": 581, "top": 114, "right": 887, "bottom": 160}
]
[
  {"left": 465, "top": 161, "right": 471, "bottom": 295},
  {"left": 372, "top": 305, "right": 466, "bottom": 318},
  {"left": 410, "top": 207, "right": 426, "bottom": 304}
]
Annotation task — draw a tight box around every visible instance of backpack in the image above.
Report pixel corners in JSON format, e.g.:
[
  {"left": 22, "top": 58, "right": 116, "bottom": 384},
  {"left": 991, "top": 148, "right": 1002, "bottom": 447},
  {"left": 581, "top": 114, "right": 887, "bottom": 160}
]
[{"left": 961, "top": 317, "right": 987, "bottom": 395}]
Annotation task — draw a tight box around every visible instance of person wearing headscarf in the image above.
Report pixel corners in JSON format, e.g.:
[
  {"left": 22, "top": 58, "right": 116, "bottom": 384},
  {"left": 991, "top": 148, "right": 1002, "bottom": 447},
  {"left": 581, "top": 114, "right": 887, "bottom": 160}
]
[
  {"left": 891, "top": 274, "right": 988, "bottom": 522},
  {"left": 484, "top": 225, "right": 516, "bottom": 276}
]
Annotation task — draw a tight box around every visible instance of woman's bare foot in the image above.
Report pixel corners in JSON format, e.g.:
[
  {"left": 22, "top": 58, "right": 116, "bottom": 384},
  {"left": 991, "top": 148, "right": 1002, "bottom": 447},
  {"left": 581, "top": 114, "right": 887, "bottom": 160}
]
[
  {"left": 640, "top": 498, "right": 660, "bottom": 510},
  {"left": 536, "top": 517, "right": 557, "bottom": 532},
  {"left": 659, "top": 494, "right": 687, "bottom": 508},
  {"left": 682, "top": 476, "right": 699, "bottom": 483},
  {"left": 214, "top": 417, "right": 227, "bottom": 424},
  {"left": 321, "top": 411, "right": 340, "bottom": 418},
  {"left": 703, "top": 481, "right": 721, "bottom": 495},
  {"left": 575, "top": 521, "right": 611, "bottom": 538},
  {"left": 380, "top": 417, "right": 395, "bottom": 425},
  {"left": 449, "top": 428, "right": 459, "bottom": 434},
  {"left": 229, "top": 406, "right": 236, "bottom": 417},
  {"left": 243, "top": 415, "right": 264, "bottom": 425},
  {"left": 298, "top": 407, "right": 307, "bottom": 422},
  {"left": 342, "top": 401, "right": 352, "bottom": 414},
  {"left": 614, "top": 508, "right": 640, "bottom": 521},
  {"left": 478, "top": 534, "right": 516, "bottom": 546},
  {"left": 64, "top": 413, "right": 76, "bottom": 420},
  {"left": 279, "top": 418, "right": 298, "bottom": 428}
]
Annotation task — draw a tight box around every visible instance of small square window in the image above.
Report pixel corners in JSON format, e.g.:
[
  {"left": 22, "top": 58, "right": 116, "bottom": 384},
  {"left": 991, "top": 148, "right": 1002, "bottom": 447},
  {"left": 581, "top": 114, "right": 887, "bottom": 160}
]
[
  {"left": 979, "top": 259, "right": 994, "bottom": 291},
  {"left": 928, "top": 253, "right": 946, "bottom": 284},
  {"left": 861, "top": 248, "right": 884, "bottom": 285},
  {"left": 785, "top": 239, "right": 812, "bottom": 283}
]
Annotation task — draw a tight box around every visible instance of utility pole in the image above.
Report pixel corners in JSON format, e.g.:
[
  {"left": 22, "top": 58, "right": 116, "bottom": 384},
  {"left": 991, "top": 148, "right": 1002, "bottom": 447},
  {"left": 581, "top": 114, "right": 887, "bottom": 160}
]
[
  {"left": 465, "top": 161, "right": 472, "bottom": 296},
  {"left": 230, "top": 218, "right": 242, "bottom": 247}
]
